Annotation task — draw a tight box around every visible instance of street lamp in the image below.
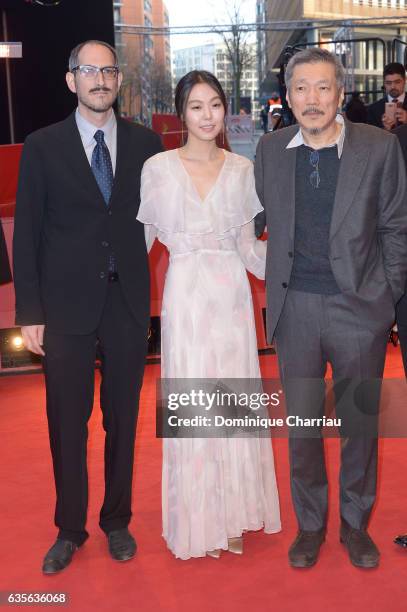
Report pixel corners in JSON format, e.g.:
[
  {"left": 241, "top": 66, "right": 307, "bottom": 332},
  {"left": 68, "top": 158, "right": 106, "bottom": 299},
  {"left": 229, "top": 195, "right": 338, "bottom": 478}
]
[{"left": 1, "top": 10, "right": 22, "bottom": 144}]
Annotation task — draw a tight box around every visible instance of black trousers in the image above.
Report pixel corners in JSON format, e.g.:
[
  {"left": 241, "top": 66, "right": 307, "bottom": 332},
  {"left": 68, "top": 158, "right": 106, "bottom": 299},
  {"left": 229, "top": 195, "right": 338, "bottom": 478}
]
[
  {"left": 42, "top": 282, "right": 148, "bottom": 546},
  {"left": 396, "top": 292, "right": 407, "bottom": 377},
  {"left": 274, "top": 289, "right": 388, "bottom": 532}
]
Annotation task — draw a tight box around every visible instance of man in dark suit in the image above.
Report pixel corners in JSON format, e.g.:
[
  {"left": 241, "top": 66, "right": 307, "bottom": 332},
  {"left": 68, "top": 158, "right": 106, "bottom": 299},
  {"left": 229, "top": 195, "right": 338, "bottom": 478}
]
[
  {"left": 255, "top": 48, "right": 407, "bottom": 569},
  {"left": 13, "top": 40, "right": 162, "bottom": 573},
  {"left": 391, "top": 123, "right": 407, "bottom": 550},
  {"left": 367, "top": 62, "right": 407, "bottom": 130}
]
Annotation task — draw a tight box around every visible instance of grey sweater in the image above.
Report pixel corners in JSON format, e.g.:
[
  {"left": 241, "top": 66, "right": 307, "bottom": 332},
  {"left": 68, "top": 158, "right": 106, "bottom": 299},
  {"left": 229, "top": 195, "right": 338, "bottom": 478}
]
[{"left": 289, "top": 144, "right": 341, "bottom": 295}]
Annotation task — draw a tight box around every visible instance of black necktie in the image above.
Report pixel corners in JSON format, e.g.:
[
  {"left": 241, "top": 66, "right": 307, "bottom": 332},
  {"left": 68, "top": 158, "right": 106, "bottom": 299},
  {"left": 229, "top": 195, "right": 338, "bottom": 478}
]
[
  {"left": 91, "top": 130, "right": 116, "bottom": 272},
  {"left": 91, "top": 129, "right": 113, "bottom": 205}
]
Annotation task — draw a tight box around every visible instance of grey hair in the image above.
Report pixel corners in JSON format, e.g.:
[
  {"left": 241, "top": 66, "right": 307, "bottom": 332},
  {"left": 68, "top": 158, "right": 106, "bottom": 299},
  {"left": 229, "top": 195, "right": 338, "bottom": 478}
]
[
  {"left": 285, "top": 47, "right": 345, "bottom": 92},
  {"left": 68, "top": 40, "right": 118, "bottom": 71}
]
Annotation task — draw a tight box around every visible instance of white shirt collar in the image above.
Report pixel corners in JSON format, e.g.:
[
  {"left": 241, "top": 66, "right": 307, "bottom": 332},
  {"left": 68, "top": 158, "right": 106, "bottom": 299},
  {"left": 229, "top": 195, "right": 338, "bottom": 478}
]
[
  {"left": 387, "top": 92, "right": 406, "bottom": 104},
  {"left": 75, "top": 108, "right": 116, "bottom": 148},
  {"left": 286, "top": 114, "right": 346, "bottom": 159}
]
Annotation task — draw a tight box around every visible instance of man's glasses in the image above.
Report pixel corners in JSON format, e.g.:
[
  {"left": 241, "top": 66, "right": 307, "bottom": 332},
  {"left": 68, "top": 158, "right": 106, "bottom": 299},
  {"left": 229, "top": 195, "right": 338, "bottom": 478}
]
[
  {"left": 71, "top": 65, "right": 119, "bottom": 80},
  {"left": 309, "top": 149, "right": 320, "bottom": 189}
]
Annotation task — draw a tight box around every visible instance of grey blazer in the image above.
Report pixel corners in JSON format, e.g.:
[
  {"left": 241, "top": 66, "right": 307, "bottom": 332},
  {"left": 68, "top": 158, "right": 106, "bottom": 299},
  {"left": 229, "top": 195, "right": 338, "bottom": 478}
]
[{"left": 254, "top": 119, "right": 407, "bottom": 342}]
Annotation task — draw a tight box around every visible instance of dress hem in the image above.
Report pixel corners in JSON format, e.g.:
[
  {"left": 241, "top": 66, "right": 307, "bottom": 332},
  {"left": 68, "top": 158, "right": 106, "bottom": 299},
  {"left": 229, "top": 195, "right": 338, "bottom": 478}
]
[{"left": 163, "top": 522, "right": 283, "bottom": 560}]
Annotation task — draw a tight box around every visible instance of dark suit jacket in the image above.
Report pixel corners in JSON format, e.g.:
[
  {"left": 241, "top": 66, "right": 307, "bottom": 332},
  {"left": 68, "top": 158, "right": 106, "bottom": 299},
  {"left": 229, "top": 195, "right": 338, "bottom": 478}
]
[
  {"left": 13, "top": 112, "right": 163, "bottom": 334},
  {"left": 254, "top": 120, "right": 407, "bottom": 342},
  {"left": 0, "top": 221, "right": 12, "bottom": 285},
  {"left": 393, "top": 123, "right": 407, "bottom": 167},
  {"left": 367, "top": 95, "right": 407, "bottom": 129},
  {"left": 393, "top": 123, "right": 407, "bottom": 297}
]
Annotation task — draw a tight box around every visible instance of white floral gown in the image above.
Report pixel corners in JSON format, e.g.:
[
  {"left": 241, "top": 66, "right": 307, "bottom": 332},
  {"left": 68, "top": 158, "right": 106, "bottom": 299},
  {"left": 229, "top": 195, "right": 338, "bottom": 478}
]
[{"left": 137, "top": 148, "right": 281, "bottom": 560}]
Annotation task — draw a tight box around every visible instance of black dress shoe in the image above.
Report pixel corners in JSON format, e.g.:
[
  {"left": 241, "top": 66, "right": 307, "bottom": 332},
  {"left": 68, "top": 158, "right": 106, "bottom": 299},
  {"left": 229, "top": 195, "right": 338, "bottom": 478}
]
[
  {"left": 107, "top": 528, "right": 136, "bottom": 561},
  {"left": 288, "top": 529, "right": 325, "bottom": 568},
  {"left": 340, "top": 522, "right": 380, "bottom": 568},
  {"left": 394, "top": 534, "right": 407, "bottom": 548},
  {"left": 42, "top": 539, "right": 78, "bottom": 575}
]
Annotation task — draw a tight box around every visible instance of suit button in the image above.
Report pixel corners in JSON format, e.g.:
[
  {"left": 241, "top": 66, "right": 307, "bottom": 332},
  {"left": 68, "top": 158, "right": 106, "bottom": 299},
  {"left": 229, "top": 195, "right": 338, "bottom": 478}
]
[
  {"left": 100, "top": 272, "right": 106, "bottom": 279},
  {"left": 108, "top": 210, "right": 112, "bottom": 216},
  {"left": 288, "top": 251, "right": 293, "bottom": 258},
  {"left": 282, "top": 282, "right": 288, "bottom": 288},
  {"left": 102, "top": 241, "right": 109, "bottom": 247}
]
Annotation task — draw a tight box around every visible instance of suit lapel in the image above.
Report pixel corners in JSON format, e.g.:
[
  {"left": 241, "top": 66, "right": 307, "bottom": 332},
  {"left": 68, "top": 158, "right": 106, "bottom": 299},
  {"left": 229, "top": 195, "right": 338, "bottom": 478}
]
[
  {"left": 276, "top": 143, "right": 297, "bottom": 243},
  {"left": 58, "top": 112, "right": 106, "bottom": 208},
  {"left": 109, "top": 117, "right": 130, "bottom": 206},
  {"left": 329, "top": 121, "right": 370, "bottom": 240}
]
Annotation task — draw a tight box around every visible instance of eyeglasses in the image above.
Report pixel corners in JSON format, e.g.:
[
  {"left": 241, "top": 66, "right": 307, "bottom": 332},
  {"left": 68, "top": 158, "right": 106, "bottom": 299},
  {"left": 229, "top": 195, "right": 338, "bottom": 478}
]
[
  {"left": 71, "top": 65, "right": 119, "bottom": 80},
  {"left": 309, "top": 149, "right": 320, "bottom": 189}
]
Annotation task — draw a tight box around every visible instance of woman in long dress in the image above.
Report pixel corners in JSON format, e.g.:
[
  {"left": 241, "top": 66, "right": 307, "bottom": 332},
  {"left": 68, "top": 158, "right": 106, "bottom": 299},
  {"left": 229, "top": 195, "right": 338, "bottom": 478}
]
[{"left": 137, "top": 71, "right": 281, "bottom": 560}]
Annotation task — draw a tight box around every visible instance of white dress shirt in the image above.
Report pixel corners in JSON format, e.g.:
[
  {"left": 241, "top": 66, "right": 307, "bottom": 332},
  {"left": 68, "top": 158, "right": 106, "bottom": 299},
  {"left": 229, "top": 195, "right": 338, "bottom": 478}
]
[
  {"left": 387, "top": 92, "right": 406, "bottom": 104},
  {"left": 286, "top": 113, "right": 346, "bottom": 159},
  {"left": 75, "top": 108, "right": 117, "bottom": 174}
]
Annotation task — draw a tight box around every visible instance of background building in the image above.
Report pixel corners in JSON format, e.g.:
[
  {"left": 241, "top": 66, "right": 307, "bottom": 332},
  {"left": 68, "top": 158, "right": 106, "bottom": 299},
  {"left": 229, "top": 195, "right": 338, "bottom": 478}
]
[
  {"left": 260, "top": 0, "right": 407, "bottom": 103},
  {"left": 114, "top": 0, "right": 172, "bottom": 123},
  {"left": 256, "top": 0, "right": 268, "bottom": 92},
  {"left": 173, "top": 41, "right": 259, "bottom": 115},
  {"left": 173, "top": 43, "right": 215, "bottom": 84}
]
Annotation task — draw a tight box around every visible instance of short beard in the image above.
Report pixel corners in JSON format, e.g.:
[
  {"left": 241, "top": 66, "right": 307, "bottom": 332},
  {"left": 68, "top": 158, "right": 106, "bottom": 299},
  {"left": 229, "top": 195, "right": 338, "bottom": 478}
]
[
  {"left": 81, "top": 100, "right": 113, "bottom": 113},
  {"left": 302, "top": 116, "right": 336, "bottom": 137},
  {"left": 306, "top": 127, "right": 323, "bottom": 136},
  {"left": 78, "top": 91, "right": 117, "bottom": 114}
]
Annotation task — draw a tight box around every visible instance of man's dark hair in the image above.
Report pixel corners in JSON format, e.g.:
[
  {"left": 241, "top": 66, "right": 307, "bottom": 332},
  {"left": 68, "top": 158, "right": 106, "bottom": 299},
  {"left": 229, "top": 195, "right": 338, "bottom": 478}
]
[
  {"left": 175, "top": 70, "right": 228, "bottom": 119},
  {"left": 68, "top": 40, "right": 118, "bottom": 71},
  {"left": 383, "top": 62, "right": 406, "bottom": 79}
]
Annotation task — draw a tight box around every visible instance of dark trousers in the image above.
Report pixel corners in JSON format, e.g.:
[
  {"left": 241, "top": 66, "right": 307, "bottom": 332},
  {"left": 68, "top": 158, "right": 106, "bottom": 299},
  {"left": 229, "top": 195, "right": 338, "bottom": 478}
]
[
  {"left": 396, "top": 292, "right": 407, "bottom": 377},
  {"left": 42, "top": 282, "right": 148, "bottom": 546},
  {"left": 274, "top": 289, "right": 388, "bottom": 532}
]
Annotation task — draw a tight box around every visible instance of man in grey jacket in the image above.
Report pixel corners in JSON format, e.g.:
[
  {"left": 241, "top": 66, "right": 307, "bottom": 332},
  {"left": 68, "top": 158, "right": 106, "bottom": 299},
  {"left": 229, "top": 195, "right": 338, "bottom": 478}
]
[{"left": 255, "top": 48, "right": 407, "bottom": 569}]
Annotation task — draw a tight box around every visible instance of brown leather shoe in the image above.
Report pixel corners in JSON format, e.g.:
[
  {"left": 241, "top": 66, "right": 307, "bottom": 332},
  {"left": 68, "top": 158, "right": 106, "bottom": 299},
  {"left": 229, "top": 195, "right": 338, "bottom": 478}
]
[
  {"left": 340, "top": 522, "right": 379, "bottom": 568},
  {"left": 288, "top": 529, "right": 325, "bottom": 568}
]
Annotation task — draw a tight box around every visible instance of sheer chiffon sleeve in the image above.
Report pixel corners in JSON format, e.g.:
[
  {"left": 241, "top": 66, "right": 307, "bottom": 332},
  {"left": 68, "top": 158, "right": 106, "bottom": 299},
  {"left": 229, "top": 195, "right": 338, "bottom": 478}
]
[
  {"left": 138, "top": 156, "right": 161, "bottom": 252},
  {"left": 236, "top": 220, "right": 267, "bottom": 280}
]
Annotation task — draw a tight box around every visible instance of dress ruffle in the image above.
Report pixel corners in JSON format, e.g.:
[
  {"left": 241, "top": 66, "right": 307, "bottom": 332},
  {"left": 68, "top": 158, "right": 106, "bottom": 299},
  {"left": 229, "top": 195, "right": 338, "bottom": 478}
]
[{"left": 138, "top": 149, "right": 263, "bottom": 236}]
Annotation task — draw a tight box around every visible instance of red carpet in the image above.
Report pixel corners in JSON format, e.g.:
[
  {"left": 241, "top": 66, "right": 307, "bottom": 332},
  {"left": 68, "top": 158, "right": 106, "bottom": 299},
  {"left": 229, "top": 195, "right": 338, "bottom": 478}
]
[{"left": 0, "top": 346, "right": 406, "bottom": 612}]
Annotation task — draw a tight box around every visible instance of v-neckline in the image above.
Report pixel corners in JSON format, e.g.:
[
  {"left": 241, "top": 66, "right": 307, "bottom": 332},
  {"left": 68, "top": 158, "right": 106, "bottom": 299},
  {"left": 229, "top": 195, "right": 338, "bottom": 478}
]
[{"left": 175, "top": 148, "right": 227, "bottom": 204}]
